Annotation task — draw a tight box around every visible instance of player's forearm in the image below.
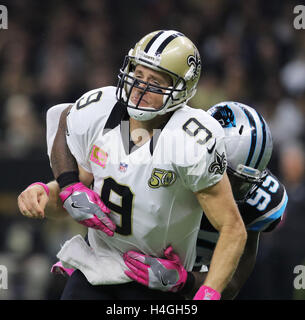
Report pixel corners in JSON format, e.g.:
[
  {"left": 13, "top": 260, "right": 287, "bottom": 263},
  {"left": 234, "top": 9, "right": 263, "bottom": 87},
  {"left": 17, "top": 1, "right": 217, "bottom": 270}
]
[
  {"left": 50, "top": 105, "right": 78, "bottom": 181},
  {"left": 203, "top": 222, "right": 247, "bottom": 294},
  {"left": 44, "top": 166, "right": 94, "bottom": 219},
  {"left": 221, "top": 231, "right": 259, "bottom": 299}
]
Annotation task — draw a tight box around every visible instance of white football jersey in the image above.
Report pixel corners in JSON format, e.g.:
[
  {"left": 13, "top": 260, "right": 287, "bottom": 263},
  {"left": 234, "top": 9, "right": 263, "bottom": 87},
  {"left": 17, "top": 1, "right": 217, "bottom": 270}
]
[{"left": 48, "top": 86, "right": 227, "bottom": 284}]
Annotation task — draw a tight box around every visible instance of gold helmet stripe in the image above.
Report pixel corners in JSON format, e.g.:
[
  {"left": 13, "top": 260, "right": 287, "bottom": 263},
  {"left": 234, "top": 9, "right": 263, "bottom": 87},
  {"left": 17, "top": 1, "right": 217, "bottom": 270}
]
[{"left": 155, "top": 32, "right": 184, "bottom": 55}]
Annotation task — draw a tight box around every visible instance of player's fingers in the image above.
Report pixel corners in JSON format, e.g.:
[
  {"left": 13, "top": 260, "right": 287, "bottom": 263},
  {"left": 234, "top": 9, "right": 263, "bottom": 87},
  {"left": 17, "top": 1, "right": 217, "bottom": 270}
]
[
  {"left": 25, "top": 197, "right": 45, "bottom": 218},
  {"left": 124, "top": 270, "right": 148, "bottom": 286},
  {"left": 96, "top": 198, "right": 111, "bottom": 214},
  {"left": 164, "top": 246, "right": 180, "bottom": 263},
  {"left": 123, "top": 253, "right": 148, "bottom": 273},
  {"left": 17, "top": 195, "right": 34, "bottom": 218},
  {"left": 124, "top": 259, "right": 148, "bottom": 279},
  {"left": 92, "top": 215, "right": 115, "bottom": 235},
  {"left": 19, "top": 205, "right": 35, "bottom": 219},
  {"left": 79, "top": 217, "right": 115, "bottom": 236},
  {"left": 97, "top": 213, "right": 116, "bottom": 232},
  {"left": 24, "top": 207, "right": 43, "bottom": 219},
  {"left": 90, "top": 191, "right": 111, "bottom": 214},
  {"left": 20, "top": 209, "right": 33, "bottom": 218},
  {"left": 92, "top": 208, "right": 116, "bottom": 232},
  {"left": 37, "top": 194, "right": 50, "bottom": 218},
  {"left": 17, "top": 194, "right": 26, "bottom": 213},
  {"left": 124, "top": 251, "right": 146, "bottom": 264},
  {"left": 18, "top": 191, "right": 44, "bottom": 219},
  {"left": 20, "top": 188, "right": 42, "bottom": 210}
]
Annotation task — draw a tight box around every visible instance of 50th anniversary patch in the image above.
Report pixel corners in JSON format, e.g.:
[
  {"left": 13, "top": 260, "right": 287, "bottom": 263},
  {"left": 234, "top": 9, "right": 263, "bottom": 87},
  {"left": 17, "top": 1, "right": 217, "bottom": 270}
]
[{"left": 148, "top": 168, "right": 177, "bottom": 188}]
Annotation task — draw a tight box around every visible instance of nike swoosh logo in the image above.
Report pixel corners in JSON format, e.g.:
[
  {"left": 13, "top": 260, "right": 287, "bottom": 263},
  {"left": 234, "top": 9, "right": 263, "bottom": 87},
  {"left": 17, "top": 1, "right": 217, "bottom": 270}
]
[
  {"left": 71, "top": 202, "right": 90, "bottom": 210},
  {"left": 160, "top": 274, "right": 168, "bottom": 286},
  {"left": 207, "top": 139, "right": 216, "bottom": 154}
]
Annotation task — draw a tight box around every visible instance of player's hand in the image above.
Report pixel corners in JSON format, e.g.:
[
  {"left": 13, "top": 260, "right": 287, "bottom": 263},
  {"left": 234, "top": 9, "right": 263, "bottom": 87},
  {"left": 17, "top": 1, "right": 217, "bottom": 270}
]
[
  {"left": 18, "top": 182, "right": 50, "bottom": 219},
  {"left": 123, "top": 246, "right": 187, "bottom": 292},
  {"left": 59, "top": 182, "right": 116, "bottom": 236}
]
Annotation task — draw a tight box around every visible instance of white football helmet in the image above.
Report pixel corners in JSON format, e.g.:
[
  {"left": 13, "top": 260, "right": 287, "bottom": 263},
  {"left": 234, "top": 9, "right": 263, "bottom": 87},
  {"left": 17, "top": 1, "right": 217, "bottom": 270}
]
[
  {"left": 116, "top": 30, "right": 201, "bottom": 121},
  {"left": 208, "top": 101, "right": 273, "bottom": 201}
]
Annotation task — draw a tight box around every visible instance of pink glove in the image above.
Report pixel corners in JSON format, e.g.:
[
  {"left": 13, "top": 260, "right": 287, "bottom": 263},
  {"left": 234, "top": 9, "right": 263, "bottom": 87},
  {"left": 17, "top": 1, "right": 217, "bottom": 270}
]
[
  {"left": 59, "top": 182, "right": 116, "bottom": 236},
  {"left": 123, "top": 246, "right": 187, "bottom": 292},
  {"left": 51, "top": 261, "right": 74, "bottom": 277},
  {"left": 193, "top": 285, "right": 221, "bottom": 300}
]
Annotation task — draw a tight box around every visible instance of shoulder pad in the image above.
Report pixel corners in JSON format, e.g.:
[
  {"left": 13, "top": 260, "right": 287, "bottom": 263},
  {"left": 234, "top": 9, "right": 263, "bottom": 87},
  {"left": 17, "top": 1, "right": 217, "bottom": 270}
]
[
  {"left": 161, "top": 106, "right": 225, "bottom": 166},
  {"left": 68, "top": 86, "right": 117, "bottom": 135},
  {"left": 46, "top": 103, "right": 71, "bottom": 158}
]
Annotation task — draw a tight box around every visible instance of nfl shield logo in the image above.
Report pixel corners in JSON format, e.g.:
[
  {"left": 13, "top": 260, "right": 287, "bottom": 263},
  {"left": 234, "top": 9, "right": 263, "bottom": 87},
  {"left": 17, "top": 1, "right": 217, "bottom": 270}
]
[{"left": 119, "top": 162, "right": 128, "bottom": 172}]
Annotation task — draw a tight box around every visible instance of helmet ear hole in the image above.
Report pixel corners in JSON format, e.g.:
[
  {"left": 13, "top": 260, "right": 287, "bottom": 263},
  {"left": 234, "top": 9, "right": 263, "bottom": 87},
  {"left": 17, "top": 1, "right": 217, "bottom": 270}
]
[{"left": 239, "top": 125, "right": 244, "bottom": 135}]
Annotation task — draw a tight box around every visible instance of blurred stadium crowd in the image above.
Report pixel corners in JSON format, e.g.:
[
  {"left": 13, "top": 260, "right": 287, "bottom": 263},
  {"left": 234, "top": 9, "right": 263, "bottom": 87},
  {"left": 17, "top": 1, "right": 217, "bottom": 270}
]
[{"left": 0, "top": 0, "right": 304, "bottom": 299}]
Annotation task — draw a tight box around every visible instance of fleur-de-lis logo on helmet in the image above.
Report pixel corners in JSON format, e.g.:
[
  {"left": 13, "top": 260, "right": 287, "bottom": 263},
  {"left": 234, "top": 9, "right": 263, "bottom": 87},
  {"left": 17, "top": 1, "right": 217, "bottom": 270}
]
[{"left": 187, "top": 51, "right": 201, "bottom": 80}]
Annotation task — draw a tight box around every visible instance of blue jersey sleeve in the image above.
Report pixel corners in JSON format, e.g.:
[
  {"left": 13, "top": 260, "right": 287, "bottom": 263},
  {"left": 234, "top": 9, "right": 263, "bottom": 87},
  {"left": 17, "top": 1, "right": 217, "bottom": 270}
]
[{"left": 239, "top": 171, "right": 288, "bottom": 232}]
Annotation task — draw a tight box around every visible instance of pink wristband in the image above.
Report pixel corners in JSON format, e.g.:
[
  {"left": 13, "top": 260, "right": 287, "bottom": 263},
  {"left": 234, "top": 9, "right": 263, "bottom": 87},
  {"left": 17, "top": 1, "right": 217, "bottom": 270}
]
[
  {"left": 28, "top": 182, "right": 50, "bottom": 196},
  {"left": 193, "top": 285, "right": 221, "bottom": 300}
]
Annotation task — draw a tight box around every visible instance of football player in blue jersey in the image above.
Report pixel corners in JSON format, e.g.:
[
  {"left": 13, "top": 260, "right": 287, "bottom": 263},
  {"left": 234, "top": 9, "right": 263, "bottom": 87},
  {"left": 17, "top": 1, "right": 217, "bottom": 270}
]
[{"left": 122, "top": 102, "right": 288, "bottom": 299}]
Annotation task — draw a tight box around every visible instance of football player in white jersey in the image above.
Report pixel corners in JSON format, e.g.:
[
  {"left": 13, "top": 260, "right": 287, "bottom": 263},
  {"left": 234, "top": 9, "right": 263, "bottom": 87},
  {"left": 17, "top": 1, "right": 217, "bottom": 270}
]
[
  {"left": 18, "top": 30, "right": 247, "bottom": 300},
  {"left": 121, "top": 102, "right": 288, "bottom": 299}
]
